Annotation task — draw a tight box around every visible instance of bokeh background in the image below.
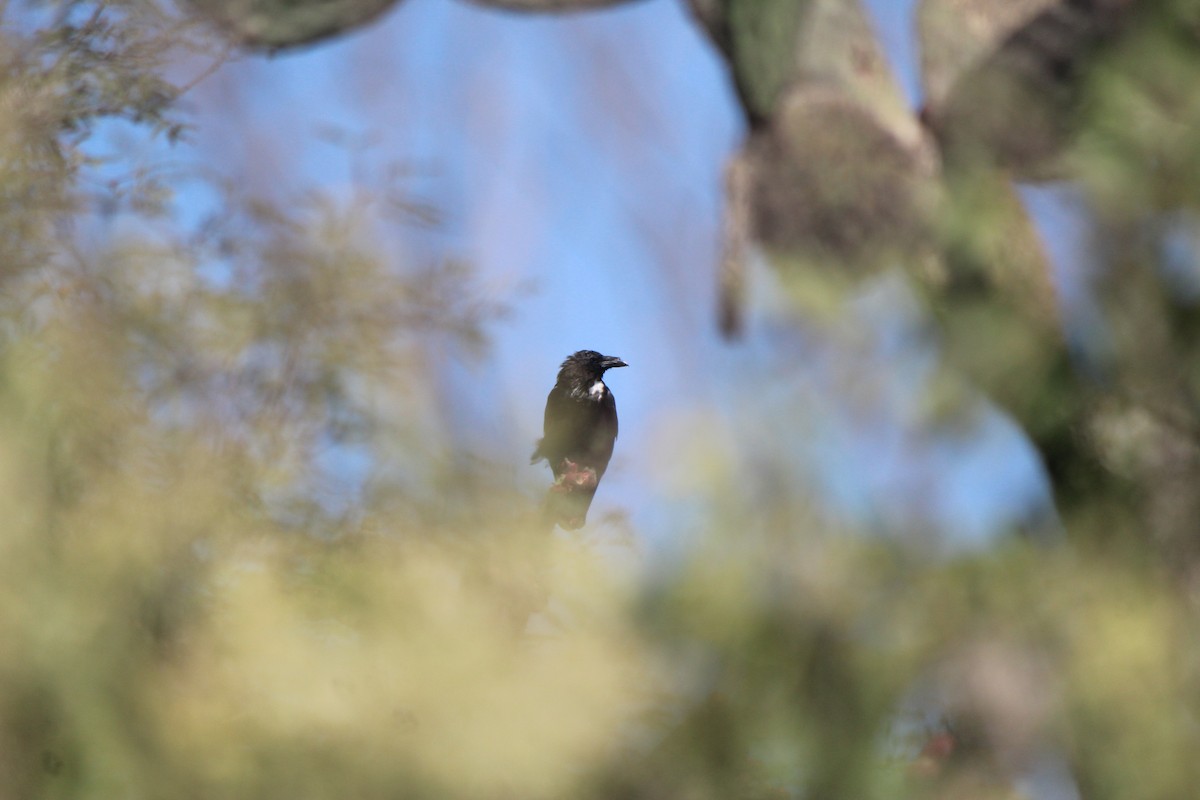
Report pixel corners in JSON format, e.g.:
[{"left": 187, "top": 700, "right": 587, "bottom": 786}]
[
  {"left": 4, "top": 0, "right": 1200, "bottom": 798},
  {"left": 152, "top": 0, "right": 1054, "bottom": 551}
]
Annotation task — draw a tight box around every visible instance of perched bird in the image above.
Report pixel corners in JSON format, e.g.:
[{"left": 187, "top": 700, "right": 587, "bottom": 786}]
[{"left": 532, "top": 350, "right": 628, "bottom": 529}]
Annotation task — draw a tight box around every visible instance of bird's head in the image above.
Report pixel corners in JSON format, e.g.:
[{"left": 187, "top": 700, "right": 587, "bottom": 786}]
[
  {"left": 564, "top": 350, "right": 627, "bottom": 378},
  {"left": 559, "top": 350, "right": 628, "bottom": 386}
]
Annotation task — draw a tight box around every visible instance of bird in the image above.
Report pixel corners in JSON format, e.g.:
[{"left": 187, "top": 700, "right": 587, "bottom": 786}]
[{"left": 532, "top": 350, "right": 628, "bottom": 529}]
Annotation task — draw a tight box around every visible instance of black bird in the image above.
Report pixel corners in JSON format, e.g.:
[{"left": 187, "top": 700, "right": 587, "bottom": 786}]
[{"left": 532, "top": 350, "right": 628, "bottom": 529}]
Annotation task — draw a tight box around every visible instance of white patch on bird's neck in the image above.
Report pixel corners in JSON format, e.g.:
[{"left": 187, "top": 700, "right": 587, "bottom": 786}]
[{"left": 588, "top": 380, "right": 606, "bottom": 400}]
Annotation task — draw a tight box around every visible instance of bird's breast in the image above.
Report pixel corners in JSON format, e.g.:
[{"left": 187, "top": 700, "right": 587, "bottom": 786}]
[{"left": 588, "top": 380, "right": 607, "bottom": 400}]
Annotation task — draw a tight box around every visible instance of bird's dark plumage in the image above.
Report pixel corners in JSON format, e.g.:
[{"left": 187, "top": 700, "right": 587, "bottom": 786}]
[{"left": 532, "top": 350, "right": 627, "bottom": 529}]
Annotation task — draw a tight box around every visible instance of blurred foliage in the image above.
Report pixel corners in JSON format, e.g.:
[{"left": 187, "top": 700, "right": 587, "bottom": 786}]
[
  {"left": 4, "top": 1, "right": 1200, "bottom": 799},
  {"left": 917, "top": 0, "right": 1057, "bottom": 110},
  {"left": 186, "top": 0, "right": 642, "bottom": 51},
  {"left": 185, "top": 0, "right": 401, "bottom": 50},
  {"left": 0, "top": 0, "right": 207, "bottom": 286},
  {"left": 747, "top": 84, "right": 937, "bottom": 274},
  {"left": 459, "top": 0, "right": 640, "bottom": 11},
  {"left": 709, "top": 0, "right": 1200, "bottom": 795}
]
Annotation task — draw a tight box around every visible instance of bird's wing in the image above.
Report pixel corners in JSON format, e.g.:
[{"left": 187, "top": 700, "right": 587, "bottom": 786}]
[
  {"left": 603, "top": 389, "right": 617, "bottom": 441},
  {"left": 532, "top": 384, "right": 576, "bottom": 465},
  {"left": 586, "top": 390, "right": 618, "bottom": 481}
]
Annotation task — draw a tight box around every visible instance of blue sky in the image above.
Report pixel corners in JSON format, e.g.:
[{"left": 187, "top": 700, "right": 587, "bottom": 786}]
[{"left": 129, "top": 0, "right": 1072, "bottom": 553}]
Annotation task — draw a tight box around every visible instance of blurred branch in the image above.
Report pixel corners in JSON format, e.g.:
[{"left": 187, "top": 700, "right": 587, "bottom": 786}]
[{"left": 717, "top": 151, "right": 751, "bottom": 337}]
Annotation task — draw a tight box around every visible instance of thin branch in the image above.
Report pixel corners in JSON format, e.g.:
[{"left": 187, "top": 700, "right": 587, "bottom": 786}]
[{"left": 176, "top": 44, "right": 235, "bottom": 97}]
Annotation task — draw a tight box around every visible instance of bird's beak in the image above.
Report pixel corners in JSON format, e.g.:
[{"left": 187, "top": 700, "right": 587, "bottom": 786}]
[{"left": 602, "top": 356, "right": 628, "bottom": 369}]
